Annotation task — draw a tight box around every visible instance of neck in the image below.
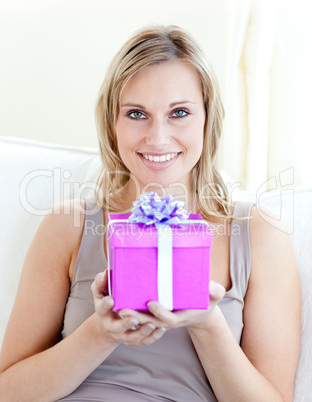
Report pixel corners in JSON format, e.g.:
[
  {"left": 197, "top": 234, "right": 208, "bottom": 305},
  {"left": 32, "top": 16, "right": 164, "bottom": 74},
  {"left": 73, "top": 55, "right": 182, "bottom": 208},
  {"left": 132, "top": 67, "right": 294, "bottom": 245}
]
[{"left": 111, "top": 178, "right": 199, "bottom": 213}]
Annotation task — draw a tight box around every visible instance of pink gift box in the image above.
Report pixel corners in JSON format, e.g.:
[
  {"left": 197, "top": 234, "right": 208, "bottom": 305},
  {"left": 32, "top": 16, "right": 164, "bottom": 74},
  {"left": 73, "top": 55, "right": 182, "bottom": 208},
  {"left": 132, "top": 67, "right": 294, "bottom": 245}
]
[{"left": 107, "top": 214, "right": 213, "bottom": 311}]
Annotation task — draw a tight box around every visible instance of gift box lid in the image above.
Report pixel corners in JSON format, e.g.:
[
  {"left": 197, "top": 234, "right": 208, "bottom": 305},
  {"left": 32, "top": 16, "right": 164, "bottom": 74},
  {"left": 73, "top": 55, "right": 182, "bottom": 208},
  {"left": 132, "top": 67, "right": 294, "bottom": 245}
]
[{"left": 107, "top": 213, "right": 213, "bottom": 248}]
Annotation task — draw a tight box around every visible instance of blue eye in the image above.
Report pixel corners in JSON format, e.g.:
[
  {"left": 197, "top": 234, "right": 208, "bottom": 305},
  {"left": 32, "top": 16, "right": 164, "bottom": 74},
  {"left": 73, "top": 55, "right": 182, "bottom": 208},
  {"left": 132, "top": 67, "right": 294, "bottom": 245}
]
[
  {"left": 128, "top": 110, "right": 146, "bottom": 119},
  {"left": 171, "top": 109, "right": 188, "bottom": 118}
]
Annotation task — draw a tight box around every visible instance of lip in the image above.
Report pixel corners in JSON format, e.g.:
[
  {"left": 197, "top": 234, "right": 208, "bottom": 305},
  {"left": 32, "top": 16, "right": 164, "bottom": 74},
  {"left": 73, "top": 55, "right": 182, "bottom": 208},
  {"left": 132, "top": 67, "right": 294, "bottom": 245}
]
[
  {"left": 138, "top": 152, "right": 180, "bottom": 156},
  {"left": 137, "top": 152, "right": 181, "bottom": 170}
]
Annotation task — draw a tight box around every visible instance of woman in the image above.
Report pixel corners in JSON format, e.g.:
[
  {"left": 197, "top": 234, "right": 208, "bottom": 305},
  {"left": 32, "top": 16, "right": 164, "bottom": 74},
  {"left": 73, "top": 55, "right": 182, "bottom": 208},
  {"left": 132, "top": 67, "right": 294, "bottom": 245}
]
[{"left": 0, "top": 25, "right": 300, "bottom": 401}]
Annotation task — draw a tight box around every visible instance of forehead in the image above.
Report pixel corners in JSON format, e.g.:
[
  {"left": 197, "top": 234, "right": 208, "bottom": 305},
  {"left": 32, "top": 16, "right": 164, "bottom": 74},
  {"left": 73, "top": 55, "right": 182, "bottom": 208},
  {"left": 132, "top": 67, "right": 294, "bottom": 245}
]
[{"left": 120, "top": 60, "right": 203, "bottom": 103}]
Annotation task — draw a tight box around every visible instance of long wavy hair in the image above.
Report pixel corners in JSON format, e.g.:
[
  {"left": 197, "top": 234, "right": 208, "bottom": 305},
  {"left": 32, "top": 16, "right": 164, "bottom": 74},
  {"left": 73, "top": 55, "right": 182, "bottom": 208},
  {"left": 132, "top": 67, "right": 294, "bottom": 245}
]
[{"left": 95, "top": 24, "right": 239, "bottom": 222}]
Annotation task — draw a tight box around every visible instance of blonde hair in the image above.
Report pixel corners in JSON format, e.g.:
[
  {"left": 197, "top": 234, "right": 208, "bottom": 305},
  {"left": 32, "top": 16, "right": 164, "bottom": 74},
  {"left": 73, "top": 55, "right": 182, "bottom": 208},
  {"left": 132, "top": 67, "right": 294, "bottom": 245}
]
[{"left": 95, "top": 24, "right": 240, "bottom": 222}]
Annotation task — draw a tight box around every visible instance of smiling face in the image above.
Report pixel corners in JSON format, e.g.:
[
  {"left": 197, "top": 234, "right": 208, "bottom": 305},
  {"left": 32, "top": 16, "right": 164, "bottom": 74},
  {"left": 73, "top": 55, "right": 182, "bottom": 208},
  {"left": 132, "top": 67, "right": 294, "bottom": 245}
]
[{"left": 115, "top": 60, "right": 206, "bottom": 197}]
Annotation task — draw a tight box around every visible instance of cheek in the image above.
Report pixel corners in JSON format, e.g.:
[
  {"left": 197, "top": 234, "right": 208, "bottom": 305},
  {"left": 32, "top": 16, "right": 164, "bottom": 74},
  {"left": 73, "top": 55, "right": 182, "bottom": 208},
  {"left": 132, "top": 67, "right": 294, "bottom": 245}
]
[
  {"left": 180, "top": 120, "right": 204, "bottom": 153},
  {"left": 116, "top": 119, "right": 141, "bottom": 148},
  {"left": 195, "top": 117, "right": 205, "bottom": 148},
  {"left": 115, "top": 121, "right": 140, "bottom": 172},
  {"left": 116, "top": 121, "right": 131, "bottom": 153}
]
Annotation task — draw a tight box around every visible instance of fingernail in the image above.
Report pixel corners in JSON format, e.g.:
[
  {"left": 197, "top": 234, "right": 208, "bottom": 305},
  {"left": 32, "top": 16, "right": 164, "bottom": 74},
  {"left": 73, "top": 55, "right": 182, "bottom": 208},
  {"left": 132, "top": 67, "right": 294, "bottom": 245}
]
[
  {"left": 129, "top": 319, "right": 139, "bottom": 327},
  {"left": 104, "top": 297, "right": 113, "bottom": 307},
  {"left": 209, "top": 281, "right": 225, "bottom": 296},
  {"left": 98, "top": 272, "right": 105, "bottom": 281},
  {"left": 148, "top": 302, "right": 156, "bottom": 312},
  {"left": 144, "top": 324, "right": 155, "bottom": 334},
  {"left": 156, "top": 327, "right": 166, "bottom": 336}
]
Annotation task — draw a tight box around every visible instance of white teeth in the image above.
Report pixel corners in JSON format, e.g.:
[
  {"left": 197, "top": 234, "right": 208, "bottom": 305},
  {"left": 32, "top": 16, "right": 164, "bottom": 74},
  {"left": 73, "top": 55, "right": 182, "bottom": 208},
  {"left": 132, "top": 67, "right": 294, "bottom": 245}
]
[{"left": 142, "top": 153, "right": 178, "bottom": 162}]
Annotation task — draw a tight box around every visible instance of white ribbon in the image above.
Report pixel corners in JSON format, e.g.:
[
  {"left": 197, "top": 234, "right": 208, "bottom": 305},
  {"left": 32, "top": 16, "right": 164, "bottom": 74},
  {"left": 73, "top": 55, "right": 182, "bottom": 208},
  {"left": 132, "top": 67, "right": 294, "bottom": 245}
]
[{"left": 156, "top": 223, "right": 173, "bottom": 310}]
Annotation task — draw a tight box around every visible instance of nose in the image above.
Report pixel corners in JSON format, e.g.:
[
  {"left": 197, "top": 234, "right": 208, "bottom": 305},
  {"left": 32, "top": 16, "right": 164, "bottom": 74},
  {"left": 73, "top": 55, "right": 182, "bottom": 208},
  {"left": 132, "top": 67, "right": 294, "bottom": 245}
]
[{"left": 145, "top": 119, "right": 172, "bottom": 150}]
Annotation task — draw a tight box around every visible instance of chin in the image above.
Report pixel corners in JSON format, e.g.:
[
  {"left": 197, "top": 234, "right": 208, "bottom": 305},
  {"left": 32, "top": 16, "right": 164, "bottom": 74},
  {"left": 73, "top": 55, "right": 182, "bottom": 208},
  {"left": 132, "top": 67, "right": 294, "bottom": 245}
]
[{"left": 140, "top": 175, "right": 190, "bottom": 193}]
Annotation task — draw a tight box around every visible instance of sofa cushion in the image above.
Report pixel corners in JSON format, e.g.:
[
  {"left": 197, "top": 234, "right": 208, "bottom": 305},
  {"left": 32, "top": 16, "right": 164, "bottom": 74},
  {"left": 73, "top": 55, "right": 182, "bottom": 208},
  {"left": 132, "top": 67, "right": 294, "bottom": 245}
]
[{"left": 0, "top": 136, "right": 102, "bottom": 346}]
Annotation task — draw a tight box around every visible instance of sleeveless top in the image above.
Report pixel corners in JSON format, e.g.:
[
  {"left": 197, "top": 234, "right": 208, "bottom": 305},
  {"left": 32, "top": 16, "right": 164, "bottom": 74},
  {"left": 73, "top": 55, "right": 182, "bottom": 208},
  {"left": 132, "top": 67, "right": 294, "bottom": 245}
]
[{"left": 59, "top": 198, "right": 254, "bottom": 401}]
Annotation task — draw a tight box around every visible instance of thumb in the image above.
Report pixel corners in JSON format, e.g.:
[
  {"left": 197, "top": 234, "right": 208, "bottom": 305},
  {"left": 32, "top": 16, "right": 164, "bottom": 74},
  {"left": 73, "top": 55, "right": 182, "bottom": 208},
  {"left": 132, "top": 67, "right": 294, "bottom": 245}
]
[
  {"left": 91, "top": 270, "right": 109, "bottom": 299},
  {"left": 209, "top": 281, "right": 226, "bottom": 302}
]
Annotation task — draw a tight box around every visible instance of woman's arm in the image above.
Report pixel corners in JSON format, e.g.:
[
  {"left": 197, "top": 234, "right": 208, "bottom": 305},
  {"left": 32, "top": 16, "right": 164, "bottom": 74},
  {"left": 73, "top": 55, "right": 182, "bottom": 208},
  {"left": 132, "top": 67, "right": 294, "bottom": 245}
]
[
  {"left": 187, "top": 207, "right": 301, "bottom": 401},
  {"left": 0, "top": 199, "right": 112, "bottom": 401},
  {"left": 0, "top": 199, "right": 164, "bottom": 401}
]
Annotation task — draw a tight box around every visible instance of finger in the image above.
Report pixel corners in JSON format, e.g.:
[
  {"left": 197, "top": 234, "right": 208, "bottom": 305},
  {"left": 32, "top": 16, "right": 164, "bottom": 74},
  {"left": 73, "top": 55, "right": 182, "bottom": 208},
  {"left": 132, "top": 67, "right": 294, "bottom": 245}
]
[
  {"left": 147, "top": 302, "right": 177, "bottom": 326},
  {"left": 108, "top": 315, "right": 140, "bottom": 334},
  {"left": 102, "top": 269, "right": 109, "bottom": 295},
  {"left": 118, "top": 308, "right": 165, "bottom": 327},
  {"left": 122, "top": 323, "right": 166, "bottom": 346},
  {"left": 95, "top": 295, "right": 115, "bottom": 317},
  {"left": 209, "top": 281, "right": 226, "bottom": 302},
  {"left": 91, "top": 271, "right": 108, "bottom": 300},
  {"left": 139, "top": 326, "right": 167, "bottom": 346}
]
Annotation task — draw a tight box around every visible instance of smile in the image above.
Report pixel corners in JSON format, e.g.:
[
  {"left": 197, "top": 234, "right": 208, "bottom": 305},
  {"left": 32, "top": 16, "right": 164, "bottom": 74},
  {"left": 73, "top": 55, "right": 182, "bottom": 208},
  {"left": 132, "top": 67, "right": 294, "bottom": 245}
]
[
  {"left": 141, "top": 153, "right": 178, "bottom": 162},
  {"left": 137, "top": 152, "right": 181, "bottom": 170}
]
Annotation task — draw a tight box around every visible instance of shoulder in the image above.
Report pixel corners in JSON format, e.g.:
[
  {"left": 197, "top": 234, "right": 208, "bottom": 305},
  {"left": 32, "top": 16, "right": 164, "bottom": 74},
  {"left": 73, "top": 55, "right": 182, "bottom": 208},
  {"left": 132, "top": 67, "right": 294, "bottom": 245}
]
[
  {"left": 42, "top": 198, "right": 87, "bottom": 240},
  {"left": 51, "top": 198, "right": 87, "bottom": 228},
  {"left": 247, "top": 204, "right": 299, "bottom": 297},
  {"left": 248, "top": 204, "right": 290, "bottom": 239},
  {"left": 248, "top": 205, "right": 294, "bottom": 268},
  {"left": 34, "top": 198, "right": 88, "bottom": 271}
]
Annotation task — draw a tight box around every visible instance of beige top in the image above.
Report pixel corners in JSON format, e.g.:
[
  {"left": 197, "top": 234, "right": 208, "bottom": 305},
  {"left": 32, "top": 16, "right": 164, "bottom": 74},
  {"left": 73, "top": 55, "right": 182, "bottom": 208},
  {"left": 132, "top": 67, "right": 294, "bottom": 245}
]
[{"left": 59, "top": 198, "right": 254, "bottom": 401}]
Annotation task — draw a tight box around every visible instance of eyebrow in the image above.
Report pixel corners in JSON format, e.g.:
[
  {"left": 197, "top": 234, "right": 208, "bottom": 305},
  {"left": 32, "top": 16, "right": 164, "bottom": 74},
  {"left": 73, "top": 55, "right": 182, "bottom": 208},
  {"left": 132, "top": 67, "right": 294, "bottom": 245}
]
[{"left": 120, "top": 100, "right": 197, "bottom": 109}]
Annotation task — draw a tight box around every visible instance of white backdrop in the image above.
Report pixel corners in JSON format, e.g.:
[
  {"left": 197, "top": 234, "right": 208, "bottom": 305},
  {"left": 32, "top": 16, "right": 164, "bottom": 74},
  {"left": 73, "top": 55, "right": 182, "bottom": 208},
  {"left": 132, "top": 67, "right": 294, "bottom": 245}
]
[{"left": 0, "top": 0, "right": 228, "bottom": 147}]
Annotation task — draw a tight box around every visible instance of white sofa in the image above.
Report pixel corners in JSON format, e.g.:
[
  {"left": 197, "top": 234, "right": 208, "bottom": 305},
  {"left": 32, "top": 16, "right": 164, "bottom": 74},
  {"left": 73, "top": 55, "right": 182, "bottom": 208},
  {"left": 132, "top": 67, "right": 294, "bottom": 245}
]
[{"left": 1, "top": 136, "right": 311, "bottom": 401}]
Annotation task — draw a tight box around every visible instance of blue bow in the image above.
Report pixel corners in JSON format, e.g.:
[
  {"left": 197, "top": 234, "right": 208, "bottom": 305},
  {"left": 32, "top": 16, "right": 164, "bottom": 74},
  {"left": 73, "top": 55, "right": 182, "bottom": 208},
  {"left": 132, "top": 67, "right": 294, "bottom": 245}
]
[{"left": 129, "top": 192, "right": 190, "bottom": 225}]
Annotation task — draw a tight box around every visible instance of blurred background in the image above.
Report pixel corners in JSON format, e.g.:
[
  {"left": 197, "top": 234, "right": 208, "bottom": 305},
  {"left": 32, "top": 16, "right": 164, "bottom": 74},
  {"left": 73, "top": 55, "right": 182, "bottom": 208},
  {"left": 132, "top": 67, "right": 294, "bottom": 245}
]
[{"left": 1, "top": 0, "right": 311, "bottom": 191}]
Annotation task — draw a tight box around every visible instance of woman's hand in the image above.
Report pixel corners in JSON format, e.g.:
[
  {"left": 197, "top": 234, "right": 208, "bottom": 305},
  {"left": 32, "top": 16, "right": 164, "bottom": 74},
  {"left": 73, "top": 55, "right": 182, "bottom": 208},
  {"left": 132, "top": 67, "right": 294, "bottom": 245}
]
[
  {"left": 91, "top": 271, "right": 167, "bottom": 347},
  {"left": 118, "top": 280, "right": 226, "bottom": 332}
]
